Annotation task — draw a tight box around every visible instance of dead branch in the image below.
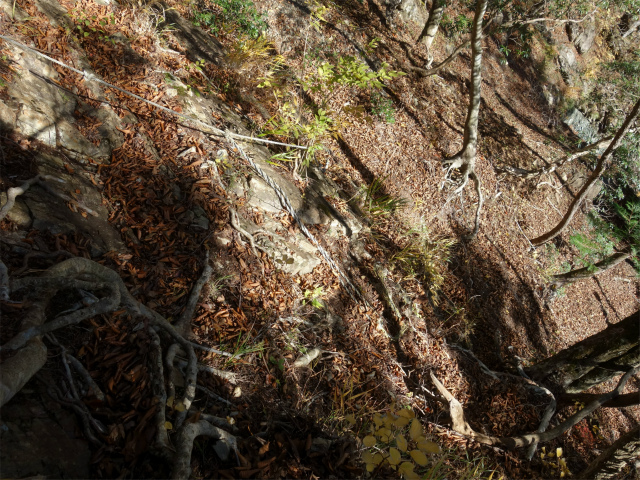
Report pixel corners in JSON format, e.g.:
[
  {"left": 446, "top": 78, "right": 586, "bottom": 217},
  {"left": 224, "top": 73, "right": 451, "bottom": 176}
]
[
  {"left": 407, "top": 40, "right": 470, "bottom": 77},
  {"left": 0, "top": 175, "right": 42, "bottom": 221},
  {"left": 431, "top": 366, "right": 639, "bottom": 449},
  {"left": 532, "top": 98, "right": 640, "bottom": 246},
  {"left": 551, "top": 251, "right": 631, "bottom": 286},
  {"left": 559, "top": 391, "right": 640, "bottom": 409},
  {"left": 498, "top": 135, "right": 614, "bottom": 179},
  {"left": 148, "top": 326, "right": 171, "bottom": 456}
]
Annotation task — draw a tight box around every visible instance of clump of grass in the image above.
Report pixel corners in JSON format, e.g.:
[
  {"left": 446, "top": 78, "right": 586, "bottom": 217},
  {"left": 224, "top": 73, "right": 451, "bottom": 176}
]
[
  {"left": 361, "top": 176, "right": 408, "bottom": 219},
  {"left": 393, "top": 228, "right": 455, "bottom": 305}
]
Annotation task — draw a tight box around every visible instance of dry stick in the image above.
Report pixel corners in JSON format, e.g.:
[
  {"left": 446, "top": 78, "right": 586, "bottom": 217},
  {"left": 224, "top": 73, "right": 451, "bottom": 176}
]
[
  {"left": 195, "top": 384, "right": 234, "bottom": 407},
  {"left": 431, "top": 366, "right": 639, "bottom": 449},
  {"left": 175, "top": 358, "right": 237, "bottom": 384},
  {"left": 407, "top": 39, "right": 470, "bottom": 77},
  {"left": 173, "top": 251, "right": 212, "bottom": 337},
  {"left": 189, "top": 341, "right": 234, "bottom": 357},
  {"left": 171, "top": 420, "right": 237, "bottom": 480},
  {"left": 498, "top": 135, "right": 615, "bottom": 179},
  {"left": 532, "top": 97, "right": 640, "bottom": 246}
]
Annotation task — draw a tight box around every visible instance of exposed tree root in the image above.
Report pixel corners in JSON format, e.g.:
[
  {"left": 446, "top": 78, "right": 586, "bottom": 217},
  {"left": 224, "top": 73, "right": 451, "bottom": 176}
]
[
  {"left": 430, "top": 366, "right": 639, "bottom": 449},
  {"left": 0, "top": 256, "right": 238, "bottom": 477}
]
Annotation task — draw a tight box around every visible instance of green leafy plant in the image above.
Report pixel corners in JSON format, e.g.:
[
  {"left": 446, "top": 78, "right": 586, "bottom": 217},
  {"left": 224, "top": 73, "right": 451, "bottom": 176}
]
[
  {"left": 303, "top": 286, "right": 325, "bottom": 309},
  {"left": 360, "top": 176, "right": 408, "bottom": 218},
  {"left": 192, "top": 0, "right": 267, "bottom": 38},
  {"left": 371, "top": 92, "right": 396, "bottom": 124}
]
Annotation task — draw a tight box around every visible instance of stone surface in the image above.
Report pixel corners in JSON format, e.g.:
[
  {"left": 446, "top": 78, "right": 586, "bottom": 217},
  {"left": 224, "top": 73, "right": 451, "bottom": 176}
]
[
  {"left": 238, "top": 215, "right": 320, "bottom": 276},
  {"left": 566, "top": 21, "right": 597, "bottom": 55},
  {"left": 397, "top": 0, "right": 426, "bottom": 26},
  {"left": 563, "top": 107, "right": 599, "bottom": 144},
  {"left": 0, "top": 100, "right": 16, "bottom": 130},
  {"left": 557, "top": 44, "right": 578, "bottom": 86}
]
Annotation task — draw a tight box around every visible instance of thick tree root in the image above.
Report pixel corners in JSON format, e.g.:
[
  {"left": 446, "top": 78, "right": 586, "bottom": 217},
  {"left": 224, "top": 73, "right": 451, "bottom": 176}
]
[{"left": 0, "top": 257, "right": 238, "bottom": 477}]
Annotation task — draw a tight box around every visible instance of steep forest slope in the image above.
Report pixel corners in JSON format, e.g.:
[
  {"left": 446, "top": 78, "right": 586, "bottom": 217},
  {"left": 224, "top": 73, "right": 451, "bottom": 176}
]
[{"left": 0, "top": 0, "right": 638, "bottom": 478}]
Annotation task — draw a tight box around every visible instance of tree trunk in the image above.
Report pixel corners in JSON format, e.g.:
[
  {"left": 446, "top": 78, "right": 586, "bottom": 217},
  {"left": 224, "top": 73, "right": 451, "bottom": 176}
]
[
  {"left": 417, "top": 0, "right": 446, "bottom": 51},
  {"left": 551, "top": 251, "right": 632, "bottom": 286},
  {"left": 441, "top": 0, "right": 488, "bottom": 240},
  {"left": 531, "top": 98, "right": 640, "bottom": 246},
  {"left": 560, "top": 391, "right": 639, "bottom": 409},
  {"left": 524, "top": 310, "right": 640, "bottom": 393},
  {"left": 579, "top": 425, "right": 640, "bottom": 480}
]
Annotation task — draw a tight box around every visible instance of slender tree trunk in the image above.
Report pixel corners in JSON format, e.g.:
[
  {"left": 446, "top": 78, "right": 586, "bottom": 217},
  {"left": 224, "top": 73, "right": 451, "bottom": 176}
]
[
  {"left": 524, "top": 310, "right": 640, "bottom": 393},
  {"left": 560, "top": 391, "right": 639, "bottom": 409},
  {"left": 531, "top": 98, "right": 640, "bottom": 246},
  {"left": 580, "top": 425, "right": 640, "bottom": 480},
  {"left": 417, "top": 0, "right": 446, "bottom": 51},
  {"left": 441, "top": 0, "right": 487, "bottom": 240},
  {"left": 551, "top": 251, "right": 632, "bottom": 286}
]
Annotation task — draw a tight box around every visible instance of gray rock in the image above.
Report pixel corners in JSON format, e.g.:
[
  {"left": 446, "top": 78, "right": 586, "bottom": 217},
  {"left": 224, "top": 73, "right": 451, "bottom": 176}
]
[
  {"left": 237, "top": 215, "right": 320, "bottom": 276},
  {"left": 563, "top": 107, "right": 599, "bottom": 144},
  {"left": 397, "top": 0, "right": 427, "bottom": 25},
  {"left": 0, "top": 100, "right": 16, "bottom": 130},
  {"left": 557, "top": 44, "right": 577, "bottom": 86},
  {"left": 566, "top": 21, "right": 597, "bottom": 54},
  {"left": 34, "top": 0, "right": 73, "bottom": 29}
]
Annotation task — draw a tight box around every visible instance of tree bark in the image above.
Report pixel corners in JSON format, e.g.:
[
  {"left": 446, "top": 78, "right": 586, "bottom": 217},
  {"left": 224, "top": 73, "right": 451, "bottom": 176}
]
[
  {"left": 551, "top": 251, "right": 632, "bottom": 286},
  {"left": 524, "top": 309, "right": 640, "bottom": 393},
  {"left": 531, "top": 98, "right": 640, "bottom": 246},
  {"left": 579, "top": 425, "right": 640, "bottom": 480},
  {"left": 560, "top": 391, "right": 639, "bottom": 409},
  {"left": 441, "top": 0, "right": 488, "bottom": 240},
  {"left": 417, "top": 0, "right": 446, "bottom": 51}
]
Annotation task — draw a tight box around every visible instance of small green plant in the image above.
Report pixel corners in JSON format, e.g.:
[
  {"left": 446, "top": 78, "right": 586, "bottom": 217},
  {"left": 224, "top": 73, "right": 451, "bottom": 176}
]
[
  {"left": 371, "top": 92, "right": 396, "bottom": 124},
  {"left": 192, "top": 0, "right": 267, "bottom": 38},
  {"left": 361, "top": 176, "right": 407, "bottom": 218},
  {"left": 303, "top": 286, "right": 325, "bottom": 309}
]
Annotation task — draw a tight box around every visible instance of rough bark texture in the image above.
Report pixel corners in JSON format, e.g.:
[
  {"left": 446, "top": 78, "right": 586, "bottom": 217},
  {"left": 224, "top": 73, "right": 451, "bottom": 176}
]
[
  {"left": 531, "top": 98, "right": 640, "bottom": 246},
  {"left": 417, "top": 0, "right": 446, "bottom": 50},
  {"left": 441, "top": 0, "right": 488, "bottom": 240},
  {"left": 551, "top": 251, "right": 632, "bottom": 286},
  {"left": 560, "top": 391, "right": 640, "bottom": 409},
  {"left": 579, "top": 425, "right": 640, "bottom": 479},
  {"left": 524, "top": 310, "right": 640, "bottom": 393}
]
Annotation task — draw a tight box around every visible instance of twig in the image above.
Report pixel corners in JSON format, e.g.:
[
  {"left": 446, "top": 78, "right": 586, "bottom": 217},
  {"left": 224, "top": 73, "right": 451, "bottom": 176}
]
[
  {"left": 195, "top": 384, "right": 234, "bottom": 407},
  {"left": 175, "top": 358, "right": 238, "bottom": 384},
  {"left": 148, "top": 327, "right": 171, "bottom": 455},
  {"left": 189, "top": 341, "right": 234, "bottom": 357}
]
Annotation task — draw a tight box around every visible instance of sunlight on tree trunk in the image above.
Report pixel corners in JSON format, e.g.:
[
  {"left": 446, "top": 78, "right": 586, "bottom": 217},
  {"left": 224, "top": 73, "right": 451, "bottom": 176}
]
[
  {"left": 531, "top": 98, "right": 640, "bottom": 246},
  {"left": 441, "top": 0, "right": 487, "bottom": 240},
  {"left": 524, "top": 310, "right": 640, "bottom": 393},
  {"left": 417, "top": 0, "right": 446, "bottom": 52}
]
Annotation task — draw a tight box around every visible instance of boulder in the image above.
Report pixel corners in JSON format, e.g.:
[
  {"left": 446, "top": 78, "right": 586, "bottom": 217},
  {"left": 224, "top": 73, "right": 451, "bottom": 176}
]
[
  {"left": 557, "top": 44, "right": 578, "bottom": 86},
  {"left": 566, "top": 21, "right": 597, "bottom": 54},
  {"left": 563, "top": 107, "right": 599, "bottom": 144}
]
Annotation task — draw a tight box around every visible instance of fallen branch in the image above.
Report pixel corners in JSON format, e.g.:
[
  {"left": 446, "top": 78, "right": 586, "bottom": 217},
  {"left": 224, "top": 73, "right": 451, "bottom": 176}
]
[{"left": 173, "top": 251, "right": 213, "bottom": 337}]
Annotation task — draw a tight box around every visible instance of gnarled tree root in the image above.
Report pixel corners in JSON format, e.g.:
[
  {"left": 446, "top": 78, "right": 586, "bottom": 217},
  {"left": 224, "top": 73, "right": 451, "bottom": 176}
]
[{"left": 0, "top": 256, "right": 238, "bottom": 477}]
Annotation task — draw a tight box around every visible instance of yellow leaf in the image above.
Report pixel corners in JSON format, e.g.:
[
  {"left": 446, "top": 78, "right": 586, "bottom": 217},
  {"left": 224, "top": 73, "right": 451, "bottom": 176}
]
[
  {"left": 396, "top": 434, "right": 408, "bottom": 452},
  {"left": 410, "top": 449, "right": 429, "bottom": 466},
  {"left": 164, "top": 421, "right": 173, "bottom": 430},
  {"left": 398, "top": 461, "right": 414, "bottom": 474},
  {"left": 363, "top": 435, "right": 377, "bottom": 447},
  {"left": 362, "top": 451, "right": 374, "bottom": 464},
  {"left": 345, "top": 414, "right": 356, "bottom": 425},
  {"left": 404, "top": 471, "right": 420, "bottom": 480},
  {"left": 373, "top": 453, "right": 384, "bottom": 465},
  {"left": 409, "top": 418, "right": 422, "bottom": 441},
  {"left": 383, "top": 414, "right": 395, "bottom": 429},
  {"left": 396, "top": 408, "right": 415, "bottom": 419},
  {"left": 166, "top": 396, "right": 175, "bottom": 407},
  {"left": 376, "top": 427, "right": 391, "bottom": 442},
  {"left": 366, "top": 463, "right": 376, "bottom": 473},
  {"left": 418, "top": 440, "right": 441, "bottom": 454},
  {"left": 373, "top": 413, "right": 383, "bottom": 427},
  {"left": 394, "top": 416, "right": 410, "bottom": 428},
  {"left": 388, "top": 447, "right": 402, "bottom": 465},
  {"left": 174, "top": 400, "right": 186, "bottom": 412},
  {"left": 556, "top": 447, "right": 563, "bottom": 458}
]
